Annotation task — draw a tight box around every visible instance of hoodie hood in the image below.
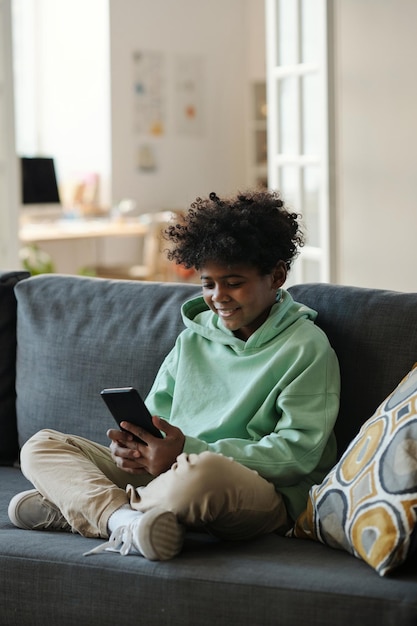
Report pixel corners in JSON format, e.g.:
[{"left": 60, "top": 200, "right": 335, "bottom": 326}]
[{"left": 181, "top": 290, "right": 317, "bottom": 351}]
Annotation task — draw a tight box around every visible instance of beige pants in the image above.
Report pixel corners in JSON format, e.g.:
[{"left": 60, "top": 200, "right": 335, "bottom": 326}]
[{"left": 20, "top": 428, "right": 289, "bottom": 540}]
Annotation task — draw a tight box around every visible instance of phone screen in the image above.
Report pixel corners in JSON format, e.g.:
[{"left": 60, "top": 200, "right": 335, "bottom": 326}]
[{"left": 101, "top": 387, "right": 162, "bottom": 443}]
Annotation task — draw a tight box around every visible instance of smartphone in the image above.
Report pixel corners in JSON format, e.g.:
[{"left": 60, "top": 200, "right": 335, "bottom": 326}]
[{"left": 100, "top": 387, "right": 162, "bottom": 444}]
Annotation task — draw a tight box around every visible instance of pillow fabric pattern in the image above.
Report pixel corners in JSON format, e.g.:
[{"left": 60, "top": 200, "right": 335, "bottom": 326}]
[{"left": 292, "top": 364, "right": 417, "bottom": 576}]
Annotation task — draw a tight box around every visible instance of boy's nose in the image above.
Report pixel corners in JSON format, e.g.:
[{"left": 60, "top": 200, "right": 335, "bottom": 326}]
[{"left": 212, "top": 287, "right": 230, "bottom": 302}]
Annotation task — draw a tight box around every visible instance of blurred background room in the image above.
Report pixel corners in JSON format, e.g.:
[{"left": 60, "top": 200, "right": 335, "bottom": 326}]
[{"left": 0, "top": 0, "right": 416, "bottom": 291}]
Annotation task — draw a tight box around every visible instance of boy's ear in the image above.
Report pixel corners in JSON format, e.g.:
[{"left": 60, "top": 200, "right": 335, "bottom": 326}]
[{"left": 272, "top": 261, "right": 287, "bottom": 288}]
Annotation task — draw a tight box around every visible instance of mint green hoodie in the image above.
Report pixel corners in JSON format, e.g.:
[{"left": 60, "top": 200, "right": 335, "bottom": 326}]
[{"left": 146, "top": 290, "right": 340, "bottom": 520}]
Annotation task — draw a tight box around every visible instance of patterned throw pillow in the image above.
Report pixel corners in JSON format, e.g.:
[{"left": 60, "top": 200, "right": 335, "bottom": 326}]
[{"left": 292, "top": 364, "right": 417, "bottom": 576}]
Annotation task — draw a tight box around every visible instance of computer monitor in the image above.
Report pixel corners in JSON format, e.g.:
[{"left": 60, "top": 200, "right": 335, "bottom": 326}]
[{"left": 20, "top": 156, "right": 62, "bottom": 219}]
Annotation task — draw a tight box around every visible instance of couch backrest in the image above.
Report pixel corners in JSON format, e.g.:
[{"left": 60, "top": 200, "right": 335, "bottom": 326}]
[
  {"left": 15, "top": 275, "right": 201, "bottom": 448},
  {"left": 12, "top": 275, "right": 417, "bottom": 459},
  {"left": 289, "top": 283, "right": 417, "bottom": 456}
]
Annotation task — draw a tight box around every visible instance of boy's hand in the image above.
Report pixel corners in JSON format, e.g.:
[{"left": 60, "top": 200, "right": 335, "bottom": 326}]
[{"left": 107, "top": 416, "right": 185, "bottom": 476}]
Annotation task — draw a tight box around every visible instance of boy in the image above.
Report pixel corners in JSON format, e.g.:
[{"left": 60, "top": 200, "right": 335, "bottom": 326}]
[{"left": 8, "top": 190, "right": 340, "bottom": 561}]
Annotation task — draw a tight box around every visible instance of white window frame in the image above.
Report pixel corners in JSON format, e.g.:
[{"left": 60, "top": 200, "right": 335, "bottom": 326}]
[{"left": 265, "top": 0, "right": 332, "bottom": 285}]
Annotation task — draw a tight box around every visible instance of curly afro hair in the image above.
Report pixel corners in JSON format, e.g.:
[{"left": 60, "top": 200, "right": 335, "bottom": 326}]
[{"left": 164, "top": 190, "right": 304, "bottom": 273}]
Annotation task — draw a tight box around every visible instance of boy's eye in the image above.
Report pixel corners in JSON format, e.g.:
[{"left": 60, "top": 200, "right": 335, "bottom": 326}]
[{"left": 201, "top": 281, "right": 244, "bottom": 290}]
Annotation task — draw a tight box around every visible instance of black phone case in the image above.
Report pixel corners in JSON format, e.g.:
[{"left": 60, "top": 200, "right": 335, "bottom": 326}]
[{"left": 101, "top": 387, "right": 162, "bottom": 442}]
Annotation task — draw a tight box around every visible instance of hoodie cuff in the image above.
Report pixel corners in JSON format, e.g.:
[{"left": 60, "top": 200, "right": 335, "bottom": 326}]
[{"left": 183, "top": 435, "right": 210, "bottom": 455}]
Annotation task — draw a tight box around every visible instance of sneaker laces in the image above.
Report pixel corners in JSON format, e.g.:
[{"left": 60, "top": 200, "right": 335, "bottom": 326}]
[
  {"left": 36, "top": 500, "right": 71, "bottom": 532},
  {"left": 83, "top": 509, "right": 184, "bottom": 560},
  {"left": 83, "top": 523, "right": 139, "bottom": 557}
]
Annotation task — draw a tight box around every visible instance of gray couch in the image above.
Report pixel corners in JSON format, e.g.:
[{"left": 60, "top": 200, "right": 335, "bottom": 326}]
[{"left": 1, "top": 271, "right": 417, "bottom": 626}]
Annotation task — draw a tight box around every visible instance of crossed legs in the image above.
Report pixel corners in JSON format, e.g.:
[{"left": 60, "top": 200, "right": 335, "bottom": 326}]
[{"left": 19, "top": 429, "right": 289, "bottom": 542}]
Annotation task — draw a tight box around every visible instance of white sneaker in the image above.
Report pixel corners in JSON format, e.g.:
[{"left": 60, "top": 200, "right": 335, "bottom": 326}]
[
  {"left": 84, "top": 508, "right": 185, "bottom": 561},
  {"left": 8, "top": 489, "right": 71, "bottom": 532}
]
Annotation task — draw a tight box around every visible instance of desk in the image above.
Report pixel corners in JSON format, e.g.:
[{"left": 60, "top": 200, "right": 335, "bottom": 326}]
[
  {"left": 19, "top": 218, "right": 149, "bottom": 277},
  {"left": 19, "top": 218, "right": 148, "bottom": 244}
]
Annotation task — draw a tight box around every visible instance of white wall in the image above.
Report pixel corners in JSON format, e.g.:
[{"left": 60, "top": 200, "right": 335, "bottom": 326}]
[
  {"left": 109, "top": 0, "right": 249, "bottom": 212},
  {"left": 333, "top": 0, "right": 417, "bottom": 291},
  {"left": 244, "top": 0, "right": 266, "bottom": 81}
]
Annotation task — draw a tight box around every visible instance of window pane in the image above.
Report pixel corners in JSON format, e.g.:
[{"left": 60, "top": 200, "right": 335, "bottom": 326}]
[
  {"left": 301, "top": 0, "right": 321, "bottom": 64},
  {"left": 301, "top": 73, "right": 320, "bottom": 155},
  {"left": 11, "top": 0, "right": 38, "bottom": 154},
  {"left": 302, "top": 167, "right": 320, "bottom": 247},
  {"left": 278, "top": 0, "right": 298, "bottom": 66},
  {"left": 302, "top": 257, "right": 321, "bottom": 283},
  {"left": 278, "top": 76, "right": 298, "bottom": 154},
  {"left": 280, "top": 165, "right": 298, "bottom": 210}
]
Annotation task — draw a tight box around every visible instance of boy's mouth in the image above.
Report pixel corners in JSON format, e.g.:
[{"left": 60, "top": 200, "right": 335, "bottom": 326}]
[{"left": 216, "top": 307, "right": 240, "bottom": 318}]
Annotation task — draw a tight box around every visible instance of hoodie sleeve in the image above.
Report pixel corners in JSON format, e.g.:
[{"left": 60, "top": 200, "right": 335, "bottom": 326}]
[{"left": 145, "top": 350, "right": 176, "bottom": 420}]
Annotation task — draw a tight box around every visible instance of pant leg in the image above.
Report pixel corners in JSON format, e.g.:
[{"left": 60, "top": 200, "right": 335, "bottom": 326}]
[
  {"left": 20, "top": 428, "right": 152, "bottom": 538},
  {"left": 127, "top": 451, "right": 290, "bottom": 540},
  {"left": 22, "top": 431, "right": 289, "bottom": 542}
]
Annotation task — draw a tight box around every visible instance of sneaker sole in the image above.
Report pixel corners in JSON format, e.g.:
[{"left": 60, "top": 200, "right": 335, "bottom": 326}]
[
  {"left": 8, "top": 488, "right": 71, "bottom": 532},
  {"left": 138, "top": 509, "right": 185, "bottom": 561},
  {"left": 8, "top": 489, "right": 41, "bottom": 529}
]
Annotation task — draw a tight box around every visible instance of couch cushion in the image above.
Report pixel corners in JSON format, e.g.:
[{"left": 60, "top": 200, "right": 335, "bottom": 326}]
[
  {"left": 292, "top": 364, "right": 417, "bottom": 576},
  {"left": 1, "top": 468, "right": 417, "bottom": 626},
  {"left": 15, "top": 275, "right": 201, "bottom": 448},
  {"left": 0, "top": 271, "right": 30, "bottom": 464}
]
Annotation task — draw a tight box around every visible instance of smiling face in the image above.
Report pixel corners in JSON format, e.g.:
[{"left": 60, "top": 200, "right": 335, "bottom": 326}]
[{"left": 200, "top": 261, "right": 287, "bottom": 341}]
